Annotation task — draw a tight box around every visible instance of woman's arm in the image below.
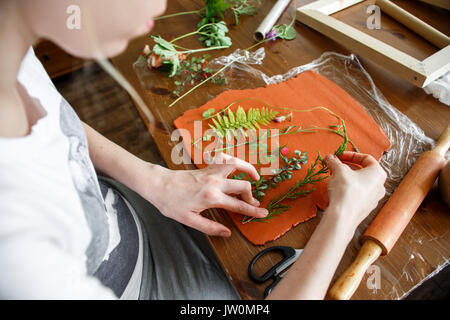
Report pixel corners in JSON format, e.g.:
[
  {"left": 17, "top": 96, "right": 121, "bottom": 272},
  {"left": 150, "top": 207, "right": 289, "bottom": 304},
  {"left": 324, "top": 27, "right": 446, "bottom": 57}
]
[
  {"left": 82, "top": 122, "right": 268, "bottom": 237},
  {"left": 82, "top": 122, "right": 153, "bottom": 194},
  {"left": 266, "top": 152, "right": 387, "bottom": 300}
]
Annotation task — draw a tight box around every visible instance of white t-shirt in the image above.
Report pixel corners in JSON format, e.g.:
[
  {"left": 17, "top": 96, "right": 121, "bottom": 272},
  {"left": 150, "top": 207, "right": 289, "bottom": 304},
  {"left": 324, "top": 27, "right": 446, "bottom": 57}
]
[{"left": 0, "top": 48, "right": 141, "bottom": 299}]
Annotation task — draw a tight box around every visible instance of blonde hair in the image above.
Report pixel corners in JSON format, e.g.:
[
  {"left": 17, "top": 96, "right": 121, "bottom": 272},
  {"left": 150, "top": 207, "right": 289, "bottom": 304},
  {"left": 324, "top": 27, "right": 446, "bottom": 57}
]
[{"left": 83, "top": 2, "right": 157, "bottom": 132}]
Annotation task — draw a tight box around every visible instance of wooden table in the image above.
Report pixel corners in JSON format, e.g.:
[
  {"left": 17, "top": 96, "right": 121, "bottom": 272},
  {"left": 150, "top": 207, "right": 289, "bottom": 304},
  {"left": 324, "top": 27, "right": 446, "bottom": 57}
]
[{"left": 112, "top": 0, "right": 450, "bottom": 299}]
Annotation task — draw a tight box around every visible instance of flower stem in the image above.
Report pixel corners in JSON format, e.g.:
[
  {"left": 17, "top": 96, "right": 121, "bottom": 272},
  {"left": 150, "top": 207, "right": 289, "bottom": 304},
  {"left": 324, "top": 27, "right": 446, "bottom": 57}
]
[
  {"left": 170, "top": 31, "right": 200, "bottom": 43},
  {"left": 154, "top": 9, "right": 204, "bottom": 21},
  {"left": 169, "top": 60, "right": 235, "bottom": 108},
  {"left": 178, "top": 46, "right": 230, "bottom": 54},
  {"left": 168, "top": 41, "right": 267, "bottom": 108},
  {"left": 246, "top": 39, "right": 270, "bottom": 51},
  {"left": 169, "top": 23, "right": 219, "bottom": 43}
]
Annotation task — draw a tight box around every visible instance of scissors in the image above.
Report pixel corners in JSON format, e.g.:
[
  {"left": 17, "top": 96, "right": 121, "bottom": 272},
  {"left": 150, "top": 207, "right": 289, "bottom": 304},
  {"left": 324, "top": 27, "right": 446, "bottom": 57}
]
[{"left": 248, "top": 246, "right": 303, "bottom": 298}]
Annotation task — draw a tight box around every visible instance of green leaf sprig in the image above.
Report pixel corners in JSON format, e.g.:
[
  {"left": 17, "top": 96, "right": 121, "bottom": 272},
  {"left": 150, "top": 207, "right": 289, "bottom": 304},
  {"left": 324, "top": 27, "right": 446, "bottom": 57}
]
[
  {"left": 199, "top": 0, "right": 232, "bottom": 27},
  {"left": 155, "top": 0, "right": 262, "bottom": 26},
  {"left": 271, "top": 0, "right": 297, "bottom": 40},
  {"left": 198, "top": 21, "right": 232, "bottom": 47},
  {"left": 150, "top": 22, "right": 231, "bottom": 77},
  {"left": 233, "top": 148, "right": 308, "bottom": 203},
  {"left": 229, "top": 0, "right": 262, "bottom": 25},
  {"left": 208, "top": 106, "right": 278, "bottom": 139},
  {"left": 151, "top": 36, "right": 182, "bottom": 77},
  {"left": 243, "top": 152, "right": 329, "bottom": 223}
]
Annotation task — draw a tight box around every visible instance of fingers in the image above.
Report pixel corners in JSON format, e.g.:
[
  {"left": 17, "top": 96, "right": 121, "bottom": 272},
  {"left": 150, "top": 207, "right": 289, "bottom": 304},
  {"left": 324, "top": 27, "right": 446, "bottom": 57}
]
[
  {"left": 212, "top": 153, "right": 260, "bottom": 181},
  {"left": 338, "top": 151, "right": 379, "bottom": 168},
  {"left": 222, "top": 179, "right": 260, "bottom": 206},
  {"left": 341, "top": 160, "right": 363, "bottom": 171},
  {"left": 324, "top": 154, "right": 347, "bottom": 176},
  {"left": 339, "top": 151, "right": 387, "bottom": 183},
  {"left": 216, "top": 195, "right": 268, "bottom": 218},
  {"left": 182, "top": 213, "right": 231, "bottom": 237}
]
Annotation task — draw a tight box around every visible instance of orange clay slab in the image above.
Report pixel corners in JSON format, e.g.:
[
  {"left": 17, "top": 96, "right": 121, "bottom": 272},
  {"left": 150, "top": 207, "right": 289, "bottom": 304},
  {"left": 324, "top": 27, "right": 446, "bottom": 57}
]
[{"left": 174, "top": 70, "right": 391, "bottom": 245}]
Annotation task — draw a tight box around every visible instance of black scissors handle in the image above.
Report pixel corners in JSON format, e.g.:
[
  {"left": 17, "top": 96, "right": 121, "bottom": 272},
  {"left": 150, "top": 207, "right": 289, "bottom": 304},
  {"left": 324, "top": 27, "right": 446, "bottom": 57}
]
[
  {"left": 248, "top": 246, "right": 296, "bottom": 297},
  {"left": 263, "top": 275, "right": 281, "bottom": 298},
  {"left": 248, "top": 246, "right": 296, "bottom": 282}
]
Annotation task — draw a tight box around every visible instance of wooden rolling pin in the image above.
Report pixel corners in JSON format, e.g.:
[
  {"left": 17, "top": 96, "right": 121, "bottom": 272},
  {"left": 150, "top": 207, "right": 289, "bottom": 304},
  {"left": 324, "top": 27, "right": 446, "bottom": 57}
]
[
  {"left": 375, "top": 0, "right": 450, "bottom": 48},
  {"left": 328, "top": 125, "right": 450, "bottom": 300}
]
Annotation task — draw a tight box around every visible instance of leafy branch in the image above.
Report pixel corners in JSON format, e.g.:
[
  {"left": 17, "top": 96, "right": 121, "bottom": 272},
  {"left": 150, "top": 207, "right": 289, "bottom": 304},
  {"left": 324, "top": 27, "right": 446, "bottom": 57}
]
[
  {"left": 155, "top": 0, "right": 262, "bottom": 26},
  {"left": 243, "top": 152, "right": 329, "bottom": 223},
  {"left": 234, "top": 148, "right": 308, "bottom": 203},
  {"left": 229, "top": 0, "right": 262, "bottom": 25},
  {"left": 148, "top": 22, "right": 231, "bottom": 77},
  {"left": 209, "top": 106, "right": 278, "bottom": 139},
  {"left": 199, "top": 0, "right": 232, "bottom": 27},
  {"left": 197, "top": 21, "right": 232, "bottom": 47}
]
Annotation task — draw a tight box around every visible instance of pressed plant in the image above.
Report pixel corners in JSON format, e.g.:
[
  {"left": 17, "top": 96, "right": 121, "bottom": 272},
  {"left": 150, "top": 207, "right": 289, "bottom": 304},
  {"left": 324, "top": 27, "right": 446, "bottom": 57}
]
[
  {"left": 208, "top": 106, "right": 278, "bottom": 139},
  {"left": 240, "top": 122, "right": 351, "bottom": 224},
  {"left": 233, "top": 147, "right": 309, "bottom": 203},
  {"left": 242, "top": 154, "right": 328, "bottom": 223},
  {"left": 187, "top": 97, "right": 356, "bottom": 224},
  {"left": 243, "top": 152, "right": 329, "bottom": 223}
]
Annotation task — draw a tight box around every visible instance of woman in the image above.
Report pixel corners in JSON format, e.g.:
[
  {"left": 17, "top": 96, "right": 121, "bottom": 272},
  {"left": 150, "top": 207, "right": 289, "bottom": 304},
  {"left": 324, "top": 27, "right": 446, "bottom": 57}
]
[{"left": 0, "top": 0, "right": 386, "bottom": 299}]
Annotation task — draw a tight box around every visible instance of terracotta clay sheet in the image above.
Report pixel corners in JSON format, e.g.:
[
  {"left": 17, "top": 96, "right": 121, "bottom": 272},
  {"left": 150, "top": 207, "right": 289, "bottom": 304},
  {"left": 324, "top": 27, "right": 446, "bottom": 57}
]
[{"left": 174, "top": 70, "right": 391, "bottom": 245}]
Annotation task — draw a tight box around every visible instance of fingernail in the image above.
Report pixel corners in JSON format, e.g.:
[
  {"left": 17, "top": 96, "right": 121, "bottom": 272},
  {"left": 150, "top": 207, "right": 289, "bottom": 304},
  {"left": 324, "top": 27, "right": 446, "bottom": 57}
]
[
  {"left": 325, "top": 154, "right": 334, "bottom": 163},
  {"left": 260, "top": 209, "right": 268, "bottom": 217},
  {"left": 253, "top": 198, "right": 260, "bottom": 206},
  {"left": 220, "top": 231, "right": 230, "bottom": 237}
]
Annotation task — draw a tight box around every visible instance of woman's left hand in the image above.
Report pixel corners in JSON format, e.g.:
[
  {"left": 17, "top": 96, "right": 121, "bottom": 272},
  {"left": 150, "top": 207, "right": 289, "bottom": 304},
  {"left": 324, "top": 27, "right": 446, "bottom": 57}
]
[{"left": 135, "top": 153, "right": 268, "bottom": 237}]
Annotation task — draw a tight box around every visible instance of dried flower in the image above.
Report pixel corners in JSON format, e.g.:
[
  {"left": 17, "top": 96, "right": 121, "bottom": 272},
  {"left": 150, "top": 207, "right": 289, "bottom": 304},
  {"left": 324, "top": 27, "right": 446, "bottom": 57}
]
[
  {"left": 265, "top": 29, "right": 278, "bottom": 41},
  {"left": 273, "top": 112, "right": 293, "bottom": 123},
  {"left": 280, "top": 147, "right": 289, "bottom": 156}
]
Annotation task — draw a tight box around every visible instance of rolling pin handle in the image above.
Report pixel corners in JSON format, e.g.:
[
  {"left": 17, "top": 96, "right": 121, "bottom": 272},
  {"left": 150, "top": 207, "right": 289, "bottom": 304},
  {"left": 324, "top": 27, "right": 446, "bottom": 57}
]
[
  {"left": 434, "top": 125, "right": 450, "bottom": 157},
  {"left": 328, "top": 240, "right": 383, "bottom": 300}
]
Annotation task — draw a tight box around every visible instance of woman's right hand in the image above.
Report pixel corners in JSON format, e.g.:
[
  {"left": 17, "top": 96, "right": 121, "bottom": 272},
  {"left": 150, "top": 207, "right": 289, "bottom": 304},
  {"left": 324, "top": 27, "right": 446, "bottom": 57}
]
[{"left": 324, "top": 151, "right": 387, "bottom": 231}]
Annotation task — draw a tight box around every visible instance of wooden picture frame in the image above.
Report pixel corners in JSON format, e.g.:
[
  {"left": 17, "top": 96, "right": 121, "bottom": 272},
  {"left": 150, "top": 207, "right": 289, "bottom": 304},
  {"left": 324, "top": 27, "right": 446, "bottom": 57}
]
[{"left": 296, "top": 0, "right": 450, "bottom": 88}]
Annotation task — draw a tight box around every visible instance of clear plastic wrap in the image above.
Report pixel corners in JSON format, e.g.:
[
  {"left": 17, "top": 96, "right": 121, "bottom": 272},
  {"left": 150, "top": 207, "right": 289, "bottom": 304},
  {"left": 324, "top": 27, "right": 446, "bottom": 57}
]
[{"left": 134, "top": 49, "right": 447, "bottom": 299}]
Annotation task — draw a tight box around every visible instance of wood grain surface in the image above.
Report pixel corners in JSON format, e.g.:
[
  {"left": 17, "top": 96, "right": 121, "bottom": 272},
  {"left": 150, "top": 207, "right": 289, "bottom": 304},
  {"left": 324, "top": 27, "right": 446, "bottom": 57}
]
[
  {"left": 34, "top": 40, "right": 92, "bottom": 79},
  {"left": 111, "top": 0, "right": 450, "bottom": 299}
]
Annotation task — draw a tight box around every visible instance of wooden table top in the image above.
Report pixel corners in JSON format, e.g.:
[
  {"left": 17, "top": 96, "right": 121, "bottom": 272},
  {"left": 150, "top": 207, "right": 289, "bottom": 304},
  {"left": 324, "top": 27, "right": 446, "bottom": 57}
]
[{"left": 111, "top": 0, "right": 450, "bottom": 299}]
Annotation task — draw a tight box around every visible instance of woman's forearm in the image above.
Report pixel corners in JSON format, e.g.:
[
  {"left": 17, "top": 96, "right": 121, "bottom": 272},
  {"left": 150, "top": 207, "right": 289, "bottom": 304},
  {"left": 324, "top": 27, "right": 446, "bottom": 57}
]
[
  {"left": 82, "top": 122, "right": 164, "bottom": 195},
  {"left": 266, "top": 204, "right": 356, "bottom": 300}
]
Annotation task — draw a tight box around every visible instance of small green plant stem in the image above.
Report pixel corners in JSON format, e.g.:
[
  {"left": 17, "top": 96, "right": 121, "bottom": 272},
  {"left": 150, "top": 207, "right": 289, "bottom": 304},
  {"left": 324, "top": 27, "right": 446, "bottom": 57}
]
[
  {"left": 245, "top": 38, "right": 271, "bottom": 51},
  {"left": 169, "top": 23, "right": 219, "bottom": 43},
  {"left": 200, "top": 126, "right": 314, "bottom": 154},
  {"left": 170, "top": 31, "right": 200, "bottom": 44},
  {"left": 289, "top": 0, "right": 297, "bottom": 27},
  {"left": 242, "top": 153, "right": 328, "bottom": 224},
  {"left": 197, "top": 96, "right": 356, "bottom": 153},
  {"left": 154, "top": 9, "right": 205, "bottom": 21},
  {"left": 178, "top": 46, "right": 230, "bottom": 55},
  {"left": 168, "top": 39, "right": 268, "bottom": 108},
  {"left": 169, "top": 59, "right": 235, "bottom": 107},
  {"left": 170, "top": 43, "right": 191, "bottom": 51},
  {"left": 302, "top": 125, "right": 359, "bottom": 153}
]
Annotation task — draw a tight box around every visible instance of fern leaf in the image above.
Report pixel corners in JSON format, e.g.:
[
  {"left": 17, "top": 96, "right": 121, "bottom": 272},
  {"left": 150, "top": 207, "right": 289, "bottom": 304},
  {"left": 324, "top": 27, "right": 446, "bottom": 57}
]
[{"left": 208, "top": 106, "right": 278, "bottom": 140}]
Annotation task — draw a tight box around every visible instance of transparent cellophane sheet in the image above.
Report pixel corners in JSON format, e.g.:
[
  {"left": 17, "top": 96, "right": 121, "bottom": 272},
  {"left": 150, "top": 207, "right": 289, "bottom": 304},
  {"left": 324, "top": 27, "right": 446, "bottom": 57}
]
[{"left": 134, "top": 49, "right": 448, "bottom": 299}]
